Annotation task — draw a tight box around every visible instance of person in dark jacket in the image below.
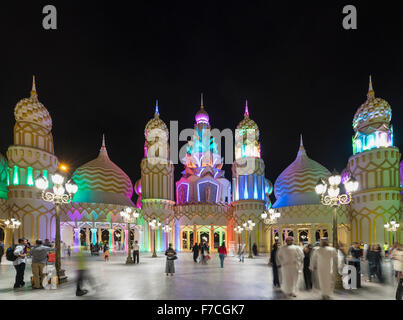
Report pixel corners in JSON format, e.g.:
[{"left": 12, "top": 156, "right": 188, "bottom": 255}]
[
  {"left": 303, "top": 244, "right": 313, "bottom": 290},
  {"left": 269, "top": 242, "right": 281, "bottom": 288},
  {"left": 0, "top": 241, "right": 4, "bottom": 264},
  {"left": 366, "top": 244, "right": 383, "bottom": 282},
  {"left": 348, "top": 242, "right": 363, "bottom": 288},
  {"left": 192, "top": 243, "right": 199, "bottom": 262},
  {"left": 252, "top": 243, "right": 258, "bottom": 256}
]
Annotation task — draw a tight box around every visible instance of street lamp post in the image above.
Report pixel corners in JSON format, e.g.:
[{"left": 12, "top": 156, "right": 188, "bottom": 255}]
[
  {"left": 35, "top": 172, "right": 78, "bottom": 283},
  {"left": 4, "top": 218, "right": 21, "bottom": 245},
  {"left": 242, "top": 220, "right": 255, "bottom": 259},
  {"left": 234, "top": 225, "right": 244, "bottom": 254},
  {"left": 120, "top": 207, "right": 140, "bottom": 264},
  {"left": 162, "top": 224, "right": 172, "bottom": 249},
  {"left": 149, "top": 218, "right": 161, "bottom": 257},
  {"left": 261, "top": 208, "right": 281, "bottom": 253},
  {"left": 315, "top": 170, "right": 359, "bottom": 289},
  {"left": 384, "top": 220, "right": 400, "bottom": 244}
]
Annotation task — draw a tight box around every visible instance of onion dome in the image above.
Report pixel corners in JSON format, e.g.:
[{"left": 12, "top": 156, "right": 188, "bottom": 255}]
[
  {"left": 353, "top": 76, "right": 392, "bottom": 132},
  {"left": 273, "top": 135, "right": 331, "bottom": 208},
  {"left": 0, "top": 152, "right": 8, "bottom": 199},
  {"left": 134, "top": 178, "right": 142, "bottom": 208},
  {"left": 195, "top": 93, "right": 210, "bottom": 125},
  {"left": 145, "top": 100, "right": 168, "bottom": 139},
  {"left": 72, "top": 135, "right": 134, "bottom": 206},
  {"left": 236, "top": 100, "right": 259, "bottom": 133},
  {"left": 14, "top": 76, "right": 52, "bottom": 130}
]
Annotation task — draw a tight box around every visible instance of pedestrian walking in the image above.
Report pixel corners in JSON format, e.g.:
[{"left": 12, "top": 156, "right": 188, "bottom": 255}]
[
  {"left": 75, "top": 246, "right": 95, "bottom": 296},
  {"left": 165, "top": 243, "right": 177, "bottom": 276},
  {"left": 200, "top": 241, "right": 209, "bottom": 264},
  {"left": 277, "top": 236, "right": 304, "bottom": 297},
  {"left": 239, "top": 243, "right": 245, "bottom": 263},
  {"left": 133, "top": 240, "right": 140, "bottom": 264},
  {"left": 67, "top": 245, "right": 71, "bottom": 257},
  {"left": 310, "top": 238, "right": 338, "bottom": 300},
  {"left": 303, "top": 244, "right": 313, "bottom": 290},
  {"left": 391, "top": 244, "right": 403, "bottom": 300},
  {"left": 29, "top": 239, "right": 53, "bottom": 289},
  {"left": 252, "top": 243, "right": 258, "bottom": 256},
  {"left": 218, "top": 241, "right": 227, "bottom": 268},
  {"left": 348, "top": 242, "right": 363, "bottom": 288},
  {"left": 269, "top": 242, "right": 281, "bottom": 288},
  {"left": 192, "top": 242, "right": 199, "bottom": 262},
  {"left": 0, "top": 241, "right": 4, "bottom": 264},
  {"left": 13, "top": 238, "right": 28, "bottom": 289},
  {"left": 103, "top": 243, "right": 110, "bottom": 261},
  {"left": 390, "top": 242, "right": 399, "bottom": 280},
  {"left": 366, "top": 244, "right": 383, "bottom": 282}
]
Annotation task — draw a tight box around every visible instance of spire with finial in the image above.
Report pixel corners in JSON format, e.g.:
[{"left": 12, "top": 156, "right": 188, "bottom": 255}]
[
  {"left": 155, "top": 99, "right": 160, "bottom": 117},
  {"left": 367, "top": 75, "right": 375, "bottom": 100},
  {"left": 244, "top": 99, "right": 249, "bottom": 117},
  {"left": 298, "top": 134, "right": 306, "bottom": 156},
  {"left": 200, "top": 93, "right": 204, "bottom": 109},
  {"left": 99, "top": 133, "right": 109, "bottom": 158},
  {"left": 30, "top": 75, "right": 37, "bottom": 97}
]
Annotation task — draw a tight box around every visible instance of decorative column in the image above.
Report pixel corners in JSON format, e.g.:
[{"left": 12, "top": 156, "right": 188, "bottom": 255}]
[
  {"left": 125, "top": 227, "right": 129, "bottom": 253},
  {"left": 91, "top": 228, "right": 97, "bottom": 245},
  {"left": 73, "top": 228, "right": 80, "bottom": 252},
  {"left": 210, "top": 224, "right": 214, "bottom": 251},
  {"left": 219, "top": 230, "right": 223, "bottom": 246},
  {"left": 97, "top": 228, "right": 102, "bottom": 245},
  {"left": 109, "top": 228, "right": 114, "bottom": 252},
  {"left": 121, "top": 228, "right": 125, "bottom": 251},
  {"left": 193, "top": 224, "right": 197, "bottom": 246},
  {"left": 85, "top": 227, "right": 90, "bottom": 250}
]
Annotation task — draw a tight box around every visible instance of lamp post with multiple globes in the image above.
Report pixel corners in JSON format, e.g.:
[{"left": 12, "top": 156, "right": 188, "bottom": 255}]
[
  {"left": 315, "top": 170, "right": 359, "bottom": 289},
  {"left": 261, "top": 208, "right": 281, "bottom": 252},
  {"left": 120, "top": 207, "right": 140, "bottom": 264},
  {"left": 384, "top": 220, "right": 400, "bottom": 244},
  {"left": 162, "top": 224, "right": 172, "bottom": 250},
  {"left": 4, "top": 218, "right": 21, "bottom": 245},
  {"left": 35, "top": 171, "right": 78, "bottom": 283},
  {"left": 242, "top": 220, "right": 255, "bottom": 259},
  {"left": 234, "top": 225, "right": 244, "bottom": 254},
  {"left": 149, "top": 218, "right": 162, "bottom": 257}
]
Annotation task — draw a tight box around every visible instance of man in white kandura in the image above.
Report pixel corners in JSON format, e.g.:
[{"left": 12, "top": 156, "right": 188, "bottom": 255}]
[
  {"left": 310, "top": 238, "right": 338, "bottom": 300},
  {"left": 277, "top": 236, "right": 304, "bottom": 297}
]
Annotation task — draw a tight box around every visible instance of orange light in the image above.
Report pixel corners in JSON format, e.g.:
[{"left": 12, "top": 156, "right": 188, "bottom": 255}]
[{"left": 59, "top": 164, "right": 69, "bottom": 172}]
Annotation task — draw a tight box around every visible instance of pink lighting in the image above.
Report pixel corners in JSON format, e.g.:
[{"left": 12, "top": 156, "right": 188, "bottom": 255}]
[{"left": 244, "top": 100, "right": 249, "bottom": 117}]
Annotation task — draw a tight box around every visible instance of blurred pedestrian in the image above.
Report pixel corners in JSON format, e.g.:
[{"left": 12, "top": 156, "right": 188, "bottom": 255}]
[
  {"left": 239, "top": 243, "right": 245, "bottom": 263},
  {"left": 165, "top": 243, "right": 177, "bottom": 276},
  {"left": 303, "top": 244, "right": 313, "bottom": 290},
  {"left": 192, "top": 242, "right": 199, "bottom": 262},
  {"left": 218, "top": 241, "right": 227, "bottom": 268},
  {"left": 348, "top": 242, "right": 363, "bottom": 288},
  {"left": 13, "top": 238, "right": 28, "bottom": 289},
  {"left": 44, "top": 239, "right": 51, "bottom": 247},
  {"left": 76, "top": 246, "right": 92, "bottom": 296},
  {"left": 103, "top": 243, "right": 110, "bottom": 261},
  {"left": 391, "top": 244, "right": 403, "bottom": 300},
  {"left": 366, "top": 244, "right": 383, "bottom": 282},
  {"left": 310, "top": 238, "right": 337, "bottom": 300},
  {"left": 67, "top": 245, "right": 71, "bottom": 257},
  {"left": 269, "top": 242, "right": 281, "bottom": 288},
  {"left": 133, "top": 240, "right": 140, "bottom": 264},
  {"left": 252, "top": 243, "right": 258, "bottom": 256},
  {"left": 277, "top": 236, "right": 304, "bottom": 297},
  {"left": 0, "top": 241, "right": 4, "bottom": 264}
]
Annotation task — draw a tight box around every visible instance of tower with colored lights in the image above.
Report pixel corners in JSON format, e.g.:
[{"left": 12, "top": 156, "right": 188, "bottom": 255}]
[
  {"left": 4, "top": 77, "right": 59, "bottom": 245},
  {"left": 346, "top": 77, "right": 401, "bottom": 245},
  {"left": 232, "top": 101, "right": 273, "bottom": 252},
  {"left": 137, "top": 101, "right": 175, "bottom": 252}
]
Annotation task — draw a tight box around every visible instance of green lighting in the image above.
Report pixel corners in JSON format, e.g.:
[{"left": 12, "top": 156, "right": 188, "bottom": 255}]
[
  {"left": 43, "top": 169, "right": 49, "bottom": 188},
  {"left": 26, "top": 167, "right": 34, "bottom": 186},
  {"left": 12, "top": 165, "right": 19, "bottom": 185}
]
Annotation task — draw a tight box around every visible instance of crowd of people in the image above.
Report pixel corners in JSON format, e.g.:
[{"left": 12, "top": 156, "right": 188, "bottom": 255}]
[
  {"left": 1, "top": 235, "right": 402, "bottom": 300},
  {"left": 268, "top": 236, "right": 403, "bottom": 300}
]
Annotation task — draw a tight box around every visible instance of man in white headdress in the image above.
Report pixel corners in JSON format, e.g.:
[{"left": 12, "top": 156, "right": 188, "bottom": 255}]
[
  {"left": 310, "top": 238, "right": 338, "bottom": 299},
  {"left": 277, "top": 236, "right": 304, "bottom": 297}
]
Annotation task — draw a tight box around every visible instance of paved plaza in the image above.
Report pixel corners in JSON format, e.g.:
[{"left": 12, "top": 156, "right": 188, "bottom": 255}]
[{"left": 0, "top": 251, "right": 398, "bottom": 300}]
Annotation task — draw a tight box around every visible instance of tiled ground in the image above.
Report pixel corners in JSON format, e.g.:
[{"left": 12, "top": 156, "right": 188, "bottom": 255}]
[{"left": 0, "top": 251, "right": 398, "bottom": 300}]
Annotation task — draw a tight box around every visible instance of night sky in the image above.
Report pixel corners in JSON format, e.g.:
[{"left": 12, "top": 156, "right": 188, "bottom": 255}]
[{"left": 0, "top": 1, "right": 402, "bottom": 202}]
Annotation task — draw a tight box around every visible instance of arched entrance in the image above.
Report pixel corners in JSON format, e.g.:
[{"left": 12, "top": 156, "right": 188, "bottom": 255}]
[
  {"left": 0, "top": 227, "right": 4, "bottom": 242},
  {"left": 80, "top": 229, "right": 86, "bottom": 245},
  {"left": 101, "top": 229, "right": 109, "bottom": 243}
]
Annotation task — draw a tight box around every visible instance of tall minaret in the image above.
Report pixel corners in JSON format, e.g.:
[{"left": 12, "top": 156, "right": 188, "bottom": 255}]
[
  {"left": 347, "top": 77, "right": 401, "bottom": 245},
  {"left": 232, "top": 100, "right": 273, "bottom": 253},
  {"left": 139, "top": 101, "right": 175, "bottom": 251},
  {"left": 5, "top": 77, "right": 59, "bottom": 245}
]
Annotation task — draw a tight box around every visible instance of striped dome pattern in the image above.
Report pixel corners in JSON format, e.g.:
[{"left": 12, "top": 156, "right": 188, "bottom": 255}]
[
  {"left": 14, "top": 77, "right": 52, "bottom": 130},
  {"left": 72, "top": 136, "right": 133, "bottom": 204},
  {"left": 273, "top": 136, "right": 330, "bottom": 207}
]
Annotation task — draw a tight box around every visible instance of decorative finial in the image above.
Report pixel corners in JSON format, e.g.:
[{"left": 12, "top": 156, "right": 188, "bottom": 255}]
[
  {"left": 99, "top": 133, "right": 109, "bottom": 157},
  {"left": 300, "top": 134, "right": 304, "bottom": 148},
  {"left": 102, "top": 134, "right": 106, "bottom": 149},
  {"left": 297, "top": 134, "right": 306, "bottom": 156},
  {"left": 155, "top": 99, "right": 160, "bottom": 117},
  {"left": 367, "top": 75, "right": 375, "bottom": 100},
  {"left": 31, "top": 75, "right": 37, "bottom": 97},
  {"left": 200, "top": 93, "right": 204, "bottom": 109},
  {"left": 244, "top": 99, "right": 249, "bottom": 117}
]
